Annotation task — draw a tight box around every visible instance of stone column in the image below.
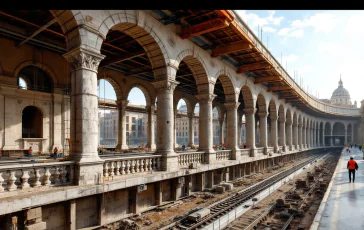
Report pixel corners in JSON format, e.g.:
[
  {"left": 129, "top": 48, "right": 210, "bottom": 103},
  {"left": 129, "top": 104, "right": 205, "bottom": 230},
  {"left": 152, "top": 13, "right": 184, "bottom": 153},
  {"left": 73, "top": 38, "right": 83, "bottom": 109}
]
[
  {"left": 351, "top": 125, "right": 354, "bottom": 144},
  {"left": 330, "top": 129, "right": 334, "bottom": 146},
  {"left": 298, "top": 123, "right": 302, "bottom": 149},
  {"left": 219, "top": 118, "right": 224, "bottom": 145},
  {"left": 244, "top": 108, "right": 257, "bottom": 156},
  {"left": 63, "top": 47, "right": 105, "bottom": 185},
  {"left": 174, "top": 112, "right": 178, "bottom": 148},
  {"left": 116, "top": 99, "right": 128, "bottom": 152},
  {"left": 306, "top": 126, "right": 310, "bottom": 148},
  {"left": 147, "top": 104, "right": 156, "bottom": 151},
  {"left": 187, "top": 112, "right": 194, "bottom": 147},
  {"left": 152, "top": 80, "right": 179, "bottom": 171},
  {"left": 314, "top": 127, "right": 317, "bottom": 147},
  {"left": 258, "top": 111, "right": 268, "bottom": 154},
  {"left": 279, "top": 116, "right": 286, "bottom": 151},
  {"left": 322, "top": 128, "right": 325, "bottom": 147},
  {"left": 293, "top": 122, "right": 298, "bottom": 149},
  {"left": 286, "top": 120, "right": 293, "bottom": 151},
  {"left": 197, "top": 93, "right": 216, "bottom": 163},
  {"left": 302, "top": 125, "right": 306, "bottom": 149},
  {"left": 237, "top": 113, "right": 243, "bottom": 146},
  {"left": 52, "top": 95, "right": 63, "bottom": 150},
  {"left": 225, "top": 102, "right": 240, "bottom": 160},
  {"left": 270, "top": 114, "right": 279, "bottom": 153},
  {"left": 345, "top": 129, "right": 348, "bottom": 145}
]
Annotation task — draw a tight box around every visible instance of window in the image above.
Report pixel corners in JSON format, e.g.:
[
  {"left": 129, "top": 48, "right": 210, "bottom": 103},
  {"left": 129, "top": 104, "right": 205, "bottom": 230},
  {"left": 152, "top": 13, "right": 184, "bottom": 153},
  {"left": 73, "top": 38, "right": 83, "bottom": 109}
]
[
  {"left": 132, "top": 125, "right": 136, "bottom": 131},
  {"left": 186, "top": 132, "right": 188, "bottom": 136},
  {"left": 126, "top": 124, "right": 129, "bottom": 131},
  {"left": 114, "top": 120, "right": 116, "bottom": 124},
  {"left": 132, "top": 117, "right": 136, "bottom": 123}
]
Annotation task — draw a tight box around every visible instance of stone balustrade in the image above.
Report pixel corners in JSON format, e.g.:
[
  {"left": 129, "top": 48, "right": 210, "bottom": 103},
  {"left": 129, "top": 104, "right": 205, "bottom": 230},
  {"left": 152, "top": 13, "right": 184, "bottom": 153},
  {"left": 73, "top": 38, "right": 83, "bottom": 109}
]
[
  {"left": 266, "top": 147, "right": 274, "bottom": 153},
  {"left": 240, "top": 149, "right": 251, "bottom": 157},
  {"left": 216, "top": 150, "right": 231, "bottom": 161},
  {"left": 178, "top": 152, "right": 205, "bottom": 167},
  {"left": 256, "top": 147, "right": 265, "bottom": 155},
  {"left": 103, "top": 155, "right": 161, "bottom": 178},
  {"left": 0, "top": 161, "right": 74, "bottom": 192}
]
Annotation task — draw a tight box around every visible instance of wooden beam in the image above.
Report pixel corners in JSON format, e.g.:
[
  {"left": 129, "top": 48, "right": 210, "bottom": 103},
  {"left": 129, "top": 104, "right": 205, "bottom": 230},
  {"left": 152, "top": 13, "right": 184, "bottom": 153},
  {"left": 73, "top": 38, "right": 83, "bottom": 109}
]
[
  {"left": 99, "top": 51, "right": 145, "bottom": 68},
  {"left": 268, "top": 85, "right": 292, "bottom": 92},
  {"left": 211, "top": 41, "right": 253, "bottom": 57},
  {"left": 237, "top": 62, "right": 271, "bottom": 73},
  {"left": 180, "top": 17, "right": 230, "bottom": 39},
  {"left": 254, "top": 76, "right": 281, "bottom": 84}
]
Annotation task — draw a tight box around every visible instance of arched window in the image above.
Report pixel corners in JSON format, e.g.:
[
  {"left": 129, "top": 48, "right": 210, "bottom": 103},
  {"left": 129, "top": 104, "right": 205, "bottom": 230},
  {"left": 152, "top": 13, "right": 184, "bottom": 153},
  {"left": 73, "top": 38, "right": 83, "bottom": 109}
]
[
  {"left": 17, "top": 66, "right": 53, "bottom": 93},
  {"left": 22, "top": 106, "right": 43, "bottom": 138}
]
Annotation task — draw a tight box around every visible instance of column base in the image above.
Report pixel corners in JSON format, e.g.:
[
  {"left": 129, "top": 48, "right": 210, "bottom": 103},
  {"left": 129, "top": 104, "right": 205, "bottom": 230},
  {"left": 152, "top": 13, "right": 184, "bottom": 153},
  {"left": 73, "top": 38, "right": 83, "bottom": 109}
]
[
  {"left": 157, "top": 151, "right": 179, "bottom": 172},
  {"left": 115, "top": 144, "right": 129, "bottom": 152},
  {"left": 187, "top": 143, "right": 194, "bottom": 148},
  {"left": 74, "top": 161, "right": 104, "bottom": 186},
  {"left": 201, "top": 149, "right": 216, "bottom": 164},
  {"left": 147, "top": 144, "right": 156, "bottom": 152},
  {"left": 250, "top": 148, "right": 257, "bottom": 157},
  {"left": 231, "top": 148, "right": 241, "bottom": 160},
  {"left": 282, "top": 145, "right": 287, "bottom": 152},
  {"left": 274, "top": 145, "right": 279, "bottom": 153}
]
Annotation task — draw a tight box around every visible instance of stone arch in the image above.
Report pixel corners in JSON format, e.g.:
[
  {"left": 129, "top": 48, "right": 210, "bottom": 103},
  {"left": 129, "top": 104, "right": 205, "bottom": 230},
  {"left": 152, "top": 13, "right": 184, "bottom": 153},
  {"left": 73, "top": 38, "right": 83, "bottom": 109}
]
[
  {"left": 293, "top": 111, "right": 298, "bottom": 126},
  {"left": 256, "top": 93, "right": 267, "bottom": 110},
  {"left": 215, "top": 73, "right": 237, "bottom": 102},
  {"left": 324, "top": 121, "right": 332, "bottom": 135},
  {"left": 99, "top": 11, "right": 170, "bottom": 80},
  {"left": 50, "top": 10, "right": 82, "bottom": 50},
  {"left": 175, "top": 97, "right": 193, "bottom": 114},
  {"left": 97, "top": 75, "right": 123, "bottom": 102},
  {"left": 13, "top": 61, "right": 58, "bottom": 86},
  {"left": 286, "top": 108, "right": 292, "bottom": 124},
  {"left": 268, "top": 99, "right": 278, "bottom": 117},
  {"left": 278, "top": 104, "right": 285, "bottom": 119},
  {"left": 126, "top": 84, "right": 152, "bottom": 107},
  {"left": 212, "top": 104, "right": 224, "bottom": 120},
  {"left": 241, "top": 85, "right": 255, "bottom": 108},
  {"left": 176, "top": 50, "right": 210, "bottom": 93}
]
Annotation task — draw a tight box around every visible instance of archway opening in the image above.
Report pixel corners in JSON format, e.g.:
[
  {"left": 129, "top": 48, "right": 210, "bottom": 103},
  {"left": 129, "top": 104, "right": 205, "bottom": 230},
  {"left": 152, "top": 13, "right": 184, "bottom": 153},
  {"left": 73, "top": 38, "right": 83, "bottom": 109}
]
[
  {"left": 176, "top": 99, "right": 189, "bottom": 146},
  {"left": 126, "top": 87, "right": 148, "bottom": 148},
  {"left": 98, "top": 79, "right": 118, "bottom": 148},
  {"left": 17, "top": 66, "right": 53, "bottom": 93},
  {"left": 194, "top": 103, "right": 200, "bottom": 145},
  {"left": 333, "top": 122, "right": 345, "bottom": 146},
  {"left": 212, "top": 107, "right": 219, "bottom": 145},
  {"left": 22, "top": 106, "right": 43, "bottom": 138}
]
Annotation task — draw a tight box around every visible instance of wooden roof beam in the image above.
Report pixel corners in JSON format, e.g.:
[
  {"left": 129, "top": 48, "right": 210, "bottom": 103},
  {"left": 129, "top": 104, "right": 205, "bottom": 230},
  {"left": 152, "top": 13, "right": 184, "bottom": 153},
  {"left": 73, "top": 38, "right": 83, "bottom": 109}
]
[
  {"left": 211, "top": 41, "right": 253, "bottom": 58},
  {"left": 99, "top": 51, "right": 146, "bottom": 68},
  {"left": 180, "top": 17, "right": 230, "bottom": 39},
  {"left": 237, "top": 62, "right": 271, "bottom": 73},
  {"left": 268, "top": 85, "right": 292, "bottom": 92},
  {"left": 254, "top": 75, "right": 281, "bottom": 84}
]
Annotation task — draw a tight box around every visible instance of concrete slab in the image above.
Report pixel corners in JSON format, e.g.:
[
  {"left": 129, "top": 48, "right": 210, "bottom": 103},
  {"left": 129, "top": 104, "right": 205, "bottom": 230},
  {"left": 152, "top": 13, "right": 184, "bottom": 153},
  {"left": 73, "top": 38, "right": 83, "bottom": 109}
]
[{"left": 316, "top": 147, "right": 364, "bottom": 230}]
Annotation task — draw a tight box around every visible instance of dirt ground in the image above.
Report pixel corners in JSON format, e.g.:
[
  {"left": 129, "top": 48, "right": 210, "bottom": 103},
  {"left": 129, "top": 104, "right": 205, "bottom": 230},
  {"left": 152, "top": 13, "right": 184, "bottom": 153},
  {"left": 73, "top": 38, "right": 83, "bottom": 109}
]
[{"left": 130, "top": 156, "right": 309, "bottom": 230}]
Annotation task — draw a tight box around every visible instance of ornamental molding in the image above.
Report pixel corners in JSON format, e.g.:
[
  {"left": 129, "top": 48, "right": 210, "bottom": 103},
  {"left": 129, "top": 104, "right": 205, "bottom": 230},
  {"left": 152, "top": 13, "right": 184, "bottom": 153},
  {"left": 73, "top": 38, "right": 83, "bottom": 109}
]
[
  {"left": 224, "top": 102, "right": 240, "bottom": 110},
  {"left": 196, "top": 93, "right": 216, "bottom": 104},
  {"left": 257, "top": 111, "right": 269, "bottom": 117},
  {"left": 63, "top": 48, "right": 105, "bottom": 72},
  {"left": 152, "top": 80, "right": 179, "bottom": 94}
]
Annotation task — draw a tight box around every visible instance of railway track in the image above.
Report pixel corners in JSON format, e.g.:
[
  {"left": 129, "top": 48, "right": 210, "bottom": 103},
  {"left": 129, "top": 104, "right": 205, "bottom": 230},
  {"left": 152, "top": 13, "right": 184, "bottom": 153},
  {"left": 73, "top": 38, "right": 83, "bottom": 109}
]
[
  {"left": 160, "top": 152, "right": 329, "bottom": 230},
  {"left": 228, "top": 152, "right": 339, "bottom": 230}
]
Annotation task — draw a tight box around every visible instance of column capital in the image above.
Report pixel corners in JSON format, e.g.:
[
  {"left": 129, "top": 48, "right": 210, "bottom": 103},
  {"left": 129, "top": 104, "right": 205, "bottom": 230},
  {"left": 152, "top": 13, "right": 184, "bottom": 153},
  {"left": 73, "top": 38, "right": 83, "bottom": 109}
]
[
  {"left": 279, "top": 116, "right": 286, "bottom": 123},
  {"left": 224, "top": 101, "right": 240, "bottom": 111},
  {"left": 243, "top": 108, "right": 256, "bottom": 115},
  {"left": 257, "top": 111, "right": 269, "bottom": 117},
  {"left": 152, "top": 80, "right": 179, "bottom": 94},
  {"left": 286, "top": 120, "right": 293, "bottom": 125},
  {"left": 187, "top": 112, "right": 193, "bottom": 118},
  {"left": 116, "top": 99, "right": 128, "bottom": 109},
  {"left": 63, "top": 47, "right": 105, "bottom": 72},
  {"left": 196, "top": 93, "right": 216, "bottom": 104},
  {"left": 219, "top": 118, "right": 224, "bottom": 124}
]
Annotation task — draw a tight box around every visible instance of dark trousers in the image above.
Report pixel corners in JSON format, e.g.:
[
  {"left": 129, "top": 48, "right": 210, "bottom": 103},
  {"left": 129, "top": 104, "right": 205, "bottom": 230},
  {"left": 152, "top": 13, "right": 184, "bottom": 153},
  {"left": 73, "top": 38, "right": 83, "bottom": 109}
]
[{"left": 349, "top": 169, "right": 356, "bottom": 181}]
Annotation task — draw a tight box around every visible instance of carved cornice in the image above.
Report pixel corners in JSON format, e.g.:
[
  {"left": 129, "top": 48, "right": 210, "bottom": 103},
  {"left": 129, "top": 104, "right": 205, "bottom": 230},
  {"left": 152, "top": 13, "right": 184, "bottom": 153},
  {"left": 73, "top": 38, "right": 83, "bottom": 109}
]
[
  {"left": 63, "top": 48, "right": 105, "bottom": 72},
  {"left": 152, "top": 80, "right": 179, "bottom": 94},
  {"left": 224, "top": 102, "right": 240, "bottom": 111},
  {"left": 196, "top": 93, "right": 216, "bottom": 104}
]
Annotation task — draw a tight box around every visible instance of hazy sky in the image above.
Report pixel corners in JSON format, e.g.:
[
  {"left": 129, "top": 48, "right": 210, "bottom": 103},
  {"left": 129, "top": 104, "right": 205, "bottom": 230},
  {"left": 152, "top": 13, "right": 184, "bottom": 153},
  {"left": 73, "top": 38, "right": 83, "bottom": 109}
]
[{"left": 99, "top": 10, "right": 364, "bottom": 107}]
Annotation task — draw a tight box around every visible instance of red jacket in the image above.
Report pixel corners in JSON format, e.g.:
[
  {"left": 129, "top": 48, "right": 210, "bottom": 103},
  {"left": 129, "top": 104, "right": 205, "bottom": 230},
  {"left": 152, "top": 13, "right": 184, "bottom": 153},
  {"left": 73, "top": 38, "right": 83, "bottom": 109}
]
[{"left": 347, "top": 160, "right": 358, "bottom": 170}]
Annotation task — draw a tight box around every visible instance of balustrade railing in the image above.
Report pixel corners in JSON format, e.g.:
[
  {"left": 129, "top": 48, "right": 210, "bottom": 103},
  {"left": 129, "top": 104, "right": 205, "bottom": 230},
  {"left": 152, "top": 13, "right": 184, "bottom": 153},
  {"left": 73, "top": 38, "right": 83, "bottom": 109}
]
[
  {"left": 103, "top": 155, "right": 161, "bottom": 178},
  {"left": 0, "top": 161, "right": 74, "bottom": 193},
  {"left": 241, "top": 149, "right": 250, "bottom": 157},
  {"left": 178, "top": 152, "right": 205, "bottom": 167},
  {"left": 256, "top": 147, "right": 265, "bottom": 155},
  {"left": 266, "top": 147, "right": 274, "bottom": 153},
  {"left": 216, "top": 150, "right": 231, "bottom": 161}
]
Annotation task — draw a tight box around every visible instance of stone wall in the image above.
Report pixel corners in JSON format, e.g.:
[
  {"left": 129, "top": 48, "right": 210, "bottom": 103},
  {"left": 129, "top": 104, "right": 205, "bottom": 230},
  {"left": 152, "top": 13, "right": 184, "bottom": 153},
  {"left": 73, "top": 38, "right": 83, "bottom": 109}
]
[
  {"left": 42, "top": 203, "right": 66, "bottom": 230},
  {"left": 76, "top": 196, "right": 98, "bottom": 229}
]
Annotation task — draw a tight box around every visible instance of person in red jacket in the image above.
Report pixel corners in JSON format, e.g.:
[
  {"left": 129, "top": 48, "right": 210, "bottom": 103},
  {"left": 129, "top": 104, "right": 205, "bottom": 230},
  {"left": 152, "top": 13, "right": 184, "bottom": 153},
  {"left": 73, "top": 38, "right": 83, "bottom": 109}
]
[{"left": 347, "top": 156, "right": 358, "bottom": 183}]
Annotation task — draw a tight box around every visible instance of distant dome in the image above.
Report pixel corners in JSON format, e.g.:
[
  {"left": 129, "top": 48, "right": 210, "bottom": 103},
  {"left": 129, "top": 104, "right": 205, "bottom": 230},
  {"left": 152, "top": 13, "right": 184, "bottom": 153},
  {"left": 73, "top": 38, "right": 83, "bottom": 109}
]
[{"left": 330, "top": 76, "right": 351, "bottom": 105}]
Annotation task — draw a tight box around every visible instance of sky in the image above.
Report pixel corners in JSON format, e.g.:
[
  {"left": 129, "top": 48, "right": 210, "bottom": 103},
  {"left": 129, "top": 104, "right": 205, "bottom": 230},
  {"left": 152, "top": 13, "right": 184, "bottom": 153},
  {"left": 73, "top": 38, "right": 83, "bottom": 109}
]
[{"left": 99, "top": 10, "right": 364, "bottom": 108}]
